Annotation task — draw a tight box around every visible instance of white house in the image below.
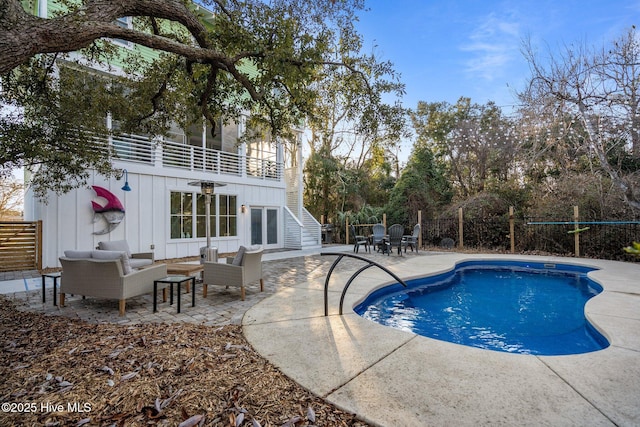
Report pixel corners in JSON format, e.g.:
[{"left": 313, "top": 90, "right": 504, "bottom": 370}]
[{"left": 21, "top": 1, "right": 321, "bottom": 269}]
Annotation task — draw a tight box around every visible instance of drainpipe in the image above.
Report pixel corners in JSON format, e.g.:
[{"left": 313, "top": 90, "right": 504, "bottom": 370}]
[
  {"left": 239, "top": 115, "right": 247, "bottom": 178},
  {"left": 297, "top": 132, "right": 303, "bottom": 219}
]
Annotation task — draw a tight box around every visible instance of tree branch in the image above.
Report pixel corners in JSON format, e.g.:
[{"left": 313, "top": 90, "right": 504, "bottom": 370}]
[{"left": 0, "top": 0, "right": 209, "bottom": 73}]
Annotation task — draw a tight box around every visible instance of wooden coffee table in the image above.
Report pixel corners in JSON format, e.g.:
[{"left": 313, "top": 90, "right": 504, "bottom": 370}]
[
  {"left": 166, "top": 263, "right": 204, "bottom": 275},
  {"left": 165, "top": 263, "right": 204, "bottom": 292}
]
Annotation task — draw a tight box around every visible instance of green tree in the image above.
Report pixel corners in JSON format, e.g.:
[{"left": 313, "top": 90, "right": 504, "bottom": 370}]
[
  {"left": 0, "top": 0, "right": 401, "bottom": 199},
  {"left": 357, "top": 145, "right": 396, "bottom": 207},
  {"left": 302, "top": 34, "right": 407, "bottom": 224},
  {"left": 303, "top": 147, "right": 395, "bottom": 226},
  {"left": 303, "top": 146, "right": 342, "bottom": 221},
  {"left": 411, "top": 98, "right": 518, "bottom": 200},
  {"left": 385, "top": 141, "right": 452, "bottom": 225}
]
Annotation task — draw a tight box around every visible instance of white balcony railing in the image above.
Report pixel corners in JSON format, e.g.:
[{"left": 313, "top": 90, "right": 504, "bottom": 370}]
[
  {"left": 109, "top": 134, "right": 283, "bottom": 181},
  {"left": 112, "top": 133, "right": 156, "bottom": 164}
]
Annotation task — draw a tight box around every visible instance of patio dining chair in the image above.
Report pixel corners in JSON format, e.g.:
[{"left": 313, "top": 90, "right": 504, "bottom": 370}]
[
  {"left": 403, "top": 223, "right": 421, "bottom": 253},
  {"left": 371, "top": 223, "right": 386, "bottom": 253},
  {"left": 350, "top": 224, "right": 370, "bottom": 253},
  {"left": 387, "top": 224, "right": 406, "bottom": 256}
]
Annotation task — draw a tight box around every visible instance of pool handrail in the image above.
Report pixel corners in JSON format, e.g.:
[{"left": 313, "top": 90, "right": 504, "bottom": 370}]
[{"left": 321, "top": 252, "right": 407, "bottom": 316}]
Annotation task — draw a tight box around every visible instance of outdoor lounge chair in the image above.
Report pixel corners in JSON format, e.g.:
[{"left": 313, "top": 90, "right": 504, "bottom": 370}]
[
  {"left": 387, "top": 224, "right": 406, "bottom": 256},
  {"left": 97, "top": 239, "right": 154, "bottom": 269},
  {"left": 202, "top": 246, "right": 264, "bottom": 301},
  {"left": 350, "top": 224, "right": 370, "bottom": 253},
  {"left": 404, "top": 223, "right": 421, "bottom": 253},
  {"left": 59, "top": 251, "right": 168, "bottom": 316},
  {"left": 371, "top": 223, "right": 386, "bottom": 253}
]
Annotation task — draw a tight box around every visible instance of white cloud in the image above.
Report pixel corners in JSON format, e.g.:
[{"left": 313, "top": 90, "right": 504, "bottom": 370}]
[{"left": 460, "top": 11, "right": 521, "bottom": 80}]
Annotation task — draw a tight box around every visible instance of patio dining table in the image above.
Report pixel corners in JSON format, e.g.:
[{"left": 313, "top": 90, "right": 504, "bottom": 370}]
[{"left": 374, "top": 235, "right": 391, "bottom": 255}]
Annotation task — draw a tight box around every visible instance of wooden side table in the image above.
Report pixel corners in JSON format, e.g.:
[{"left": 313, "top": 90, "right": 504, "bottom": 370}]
[
  {"left": 154, "top": 275, "right": 196, "bottom": 313},
  {"left": 41, "top": 272, "right": 61, "bottom": 305}
]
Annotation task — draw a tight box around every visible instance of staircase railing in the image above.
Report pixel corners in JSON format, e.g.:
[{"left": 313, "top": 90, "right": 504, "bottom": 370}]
[
  {"left": 321, "top": 252, "right": 407, "bottom": 316},
  {"left": 302, "top": 208, "right": 322, "bottom": 246}
]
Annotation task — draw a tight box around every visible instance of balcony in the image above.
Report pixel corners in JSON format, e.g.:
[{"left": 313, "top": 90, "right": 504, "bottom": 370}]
[{"left": 110, "top": 133, "right": 283, "bottom": 181}]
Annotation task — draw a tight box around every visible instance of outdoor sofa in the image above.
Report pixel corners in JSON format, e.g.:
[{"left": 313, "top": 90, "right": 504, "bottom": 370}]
[{"left": 59, "top": 250, "right": 167, "bottom": 316}]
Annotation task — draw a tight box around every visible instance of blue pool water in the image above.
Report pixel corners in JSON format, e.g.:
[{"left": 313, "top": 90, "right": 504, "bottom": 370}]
[{"left": 355, "top": 260, "right": 609, "bottom": 355}]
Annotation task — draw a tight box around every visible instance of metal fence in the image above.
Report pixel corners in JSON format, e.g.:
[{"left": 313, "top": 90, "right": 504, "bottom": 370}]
[
  {"left": 421, "top": 211, "right": 640, "bottom": 262},
  {"left": 521, "top": 219, "right": 640, "bottom": 260}
]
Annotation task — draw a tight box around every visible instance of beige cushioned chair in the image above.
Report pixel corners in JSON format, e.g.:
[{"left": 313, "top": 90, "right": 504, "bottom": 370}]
[
  {"left": 59, "top": 251, "right": 167, "bottom": 316},
  {"left": 202, "top": 246, "right": 264, "bottom": 300}
]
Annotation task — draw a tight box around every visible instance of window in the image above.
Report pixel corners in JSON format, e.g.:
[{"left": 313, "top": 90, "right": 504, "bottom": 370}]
[
  {"left": 219, "top": 195, "right": 237, "bottom": 237},
  {"left": 170, "top": 192, "right": 193, "bottom": 239},
  {"left": 196, "top": 193, "right": 216, "bottom": 238},
  {"left": 187, "top": 118, "right": 222, "bottom": 150},
  {"left": 170, "top": 191, "right": 237, "bottom": 239},
  {"left": 245, "top": 125, "right": 279, "bottom": 178},
  {"left": 112, "top": 17, "right": 133, "bottom": 48}
]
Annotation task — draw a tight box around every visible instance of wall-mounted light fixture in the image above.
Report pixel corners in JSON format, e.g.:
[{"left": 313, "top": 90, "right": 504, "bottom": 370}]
[
  {"left": 121, "top": 169, "right": 131, "bottom": 192},
  {"left": 241, "top": 204, "right": 246, "bottom": 213}
]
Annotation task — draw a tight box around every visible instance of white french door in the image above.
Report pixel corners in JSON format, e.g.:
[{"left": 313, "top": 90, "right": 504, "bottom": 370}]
[{"left": 250, "top": 207, "right": 279, "bottom": 248}]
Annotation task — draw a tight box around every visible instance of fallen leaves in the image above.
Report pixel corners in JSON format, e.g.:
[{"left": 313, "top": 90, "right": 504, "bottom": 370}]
[
  {"left": 179, "top": 413, "right": 204, "bottom": 426},
  {"left": 0, "top": 297, "right": 370, "bottom": 426}
]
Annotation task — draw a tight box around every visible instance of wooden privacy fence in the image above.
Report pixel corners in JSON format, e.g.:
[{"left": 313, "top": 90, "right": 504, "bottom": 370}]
[{"left": 0, "top": 221, "right": 42, "bottom": 272}]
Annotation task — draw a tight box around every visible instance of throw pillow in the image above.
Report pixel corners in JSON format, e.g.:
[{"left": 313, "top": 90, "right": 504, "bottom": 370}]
[
  {"left": 97, "top": 240, "right": 132, "bottom": 258},
  {"left": 64, "top": 250, "right": 93, "bottom": 259},
  {"left": 120, "top": 254, "right": 133, "bottom": 275},
  {"left": 91, "top": 250, "right": 132, "bottom": 275},
  {"left": 232, "top": 246, "right": 246, "bottom": 266},
  {"left": 91, "top": 250, "right": 124, "bottom": 260}
]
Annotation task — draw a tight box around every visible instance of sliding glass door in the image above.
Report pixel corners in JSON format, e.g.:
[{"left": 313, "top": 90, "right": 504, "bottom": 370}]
[{"left": 250, "top": 207, "right": 278, "bottom": 248}]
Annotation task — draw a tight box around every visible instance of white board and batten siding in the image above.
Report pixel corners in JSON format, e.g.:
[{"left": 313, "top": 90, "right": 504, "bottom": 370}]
[{"left": 27, "top": 166, "right": 287, "bottom": 269}]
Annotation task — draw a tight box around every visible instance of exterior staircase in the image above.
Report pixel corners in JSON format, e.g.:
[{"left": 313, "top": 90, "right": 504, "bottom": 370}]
[
  {"left": 284, "top": 167, "right": 321, "bottom": 250},
  {"left": 283, "top": 207, "right": 321, "bottom": 250}
]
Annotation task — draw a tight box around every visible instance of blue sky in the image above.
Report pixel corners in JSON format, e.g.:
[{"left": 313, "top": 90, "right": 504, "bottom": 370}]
[{"left": 355, "top": 0, "right": 640, "bottom": 113}]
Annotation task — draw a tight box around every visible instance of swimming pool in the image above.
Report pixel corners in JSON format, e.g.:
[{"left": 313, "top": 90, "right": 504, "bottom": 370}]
[{"left": 355, "top": 260, "right": 610, "bottom": 355}]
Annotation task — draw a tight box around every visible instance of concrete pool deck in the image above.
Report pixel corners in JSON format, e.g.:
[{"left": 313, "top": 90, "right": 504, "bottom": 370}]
[{"left": 243, "top": 253, "right": 640, "bottom": 426}]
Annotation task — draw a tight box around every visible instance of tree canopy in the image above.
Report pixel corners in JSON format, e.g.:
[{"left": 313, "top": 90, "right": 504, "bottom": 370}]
[
  {"left": 384, "top": 140, "right": 452, "bottom": 226},
  {"left": 520, "top": 26, "right": 640, "bottom": 211},
  {"left": 410, "top": 98, "right": 518, "bottom": 199},
  {"left": 0, "top": 0, "right": 405, "bottom": 198},
  {"left": 303, "top": 48, "right": 407, "bottom": 224}
]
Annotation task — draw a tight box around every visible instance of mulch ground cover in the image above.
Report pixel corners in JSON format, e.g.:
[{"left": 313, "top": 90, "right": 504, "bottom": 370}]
[{"left": 0, "top": 297, "right": 370, "bottom": 427}]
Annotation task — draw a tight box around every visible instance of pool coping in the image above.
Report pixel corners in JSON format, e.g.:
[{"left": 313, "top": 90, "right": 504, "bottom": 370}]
[{"left": 243, "top": 253, "right": 640, "bottom": 426}]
